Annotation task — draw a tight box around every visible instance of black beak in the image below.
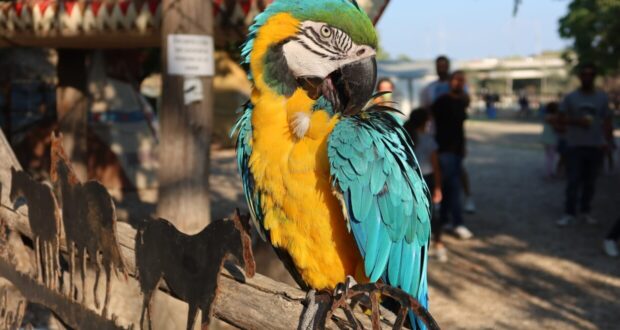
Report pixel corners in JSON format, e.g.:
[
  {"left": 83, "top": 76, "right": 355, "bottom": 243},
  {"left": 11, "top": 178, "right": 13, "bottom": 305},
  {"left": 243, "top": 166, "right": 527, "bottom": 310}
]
[{"left": 322, "top": 57, "right": 377, "bottom": 115}]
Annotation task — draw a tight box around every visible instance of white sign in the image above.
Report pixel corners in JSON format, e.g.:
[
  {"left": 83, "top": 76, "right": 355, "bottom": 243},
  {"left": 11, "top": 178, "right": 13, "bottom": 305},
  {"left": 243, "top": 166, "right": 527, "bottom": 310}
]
[
  {"left": 167, "top": 34, "right": 214, "bottom": 76},
  {"left": 183, "top": 78, "right": 204, "bottom": 105}
]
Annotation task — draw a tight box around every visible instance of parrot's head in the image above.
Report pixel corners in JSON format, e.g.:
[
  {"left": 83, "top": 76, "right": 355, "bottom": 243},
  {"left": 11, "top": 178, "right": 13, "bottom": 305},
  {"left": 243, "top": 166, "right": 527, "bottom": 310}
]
[{"left": 242, "top": 0, "right": 378, "bottom": 115}]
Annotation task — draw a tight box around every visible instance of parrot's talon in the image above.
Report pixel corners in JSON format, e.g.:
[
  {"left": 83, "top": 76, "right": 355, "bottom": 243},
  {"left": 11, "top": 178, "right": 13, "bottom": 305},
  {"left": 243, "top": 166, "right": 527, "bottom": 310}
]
[{"left": 299, "top": 289, "right": 331, "bottom": 330}]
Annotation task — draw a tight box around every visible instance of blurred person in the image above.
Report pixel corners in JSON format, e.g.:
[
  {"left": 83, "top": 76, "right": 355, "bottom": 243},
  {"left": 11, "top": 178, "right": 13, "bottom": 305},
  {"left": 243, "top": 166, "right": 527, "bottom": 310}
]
[
  {"left": 603, "top": 122, "right": 616, "bottom": 173},
  {"left": 541, "top": 102, "right": 560, "bottom": 178},
  {"left": 421, "top": 56, "right": 451, "bottom": 108},
  {"left": 554, "top": 92, "right": 569, "bottom": 176},
  {"left": 404, "top": 108, "right": 446, "bottom": 261},
  {"left": 603, "top": 217, "right": 620, "bottom": 257},
  {"left": 375, "top": 77, "right": 395, "bottom": 104},
  {"left": 517, "top": 90, "right": 531, "bottom": 118},
  {"left": 484, "top": 93, "right": 498, "bottom": 120},
  {"left": 422, "top": 55, "right": 477, "bottom": 213},
  {"left": 461, "top": 170, "right": 476, "bottom": 214},
  {"left": 556, "top": 63, "right": 613, "bottom": 226},
  {"left": 432, "top": 71, "right": 473, "bottom": 239}
]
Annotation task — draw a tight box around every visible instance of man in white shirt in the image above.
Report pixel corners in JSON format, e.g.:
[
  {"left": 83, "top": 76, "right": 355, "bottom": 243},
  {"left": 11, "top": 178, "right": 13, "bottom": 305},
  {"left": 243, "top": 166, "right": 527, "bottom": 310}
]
[
  {"left": 421, "top": 56, "right": 451, "bottom": 108},
  {"left": 556, "top": 63, "right": 612, "bottom": 226},
  {"left": 422, "top": 56, "right": 477, "bottom": 237}
]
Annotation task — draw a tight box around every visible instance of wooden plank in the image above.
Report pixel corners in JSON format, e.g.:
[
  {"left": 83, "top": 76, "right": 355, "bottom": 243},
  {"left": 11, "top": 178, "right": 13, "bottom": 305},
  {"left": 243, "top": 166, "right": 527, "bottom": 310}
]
[
  {"left": 0, "top": 255, "right": 124, "bottom": 330},
  {"left": 0, "top": 32, "right": 160, "bottom": 49},
  {"left": 0, "top": 129, "right": 394, "bottom": 329},
  {"left": 0, "top": 205, "right": 393, "bottom": 330}
]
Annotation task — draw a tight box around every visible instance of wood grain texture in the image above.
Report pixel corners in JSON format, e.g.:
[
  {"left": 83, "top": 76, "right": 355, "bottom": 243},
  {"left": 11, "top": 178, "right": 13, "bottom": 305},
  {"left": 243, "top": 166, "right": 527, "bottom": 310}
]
[
  {"left": 157, "top": 0, "right": 215, "bottom": 233},
  {"left": 0, "top": 32, "right": 160, "bottom": 49},
  {"left": 0, "top": 255, "right": 124, "bottom": 330},
  {"left": 0, "top": 129, "right": 394, "bottom": 329}
]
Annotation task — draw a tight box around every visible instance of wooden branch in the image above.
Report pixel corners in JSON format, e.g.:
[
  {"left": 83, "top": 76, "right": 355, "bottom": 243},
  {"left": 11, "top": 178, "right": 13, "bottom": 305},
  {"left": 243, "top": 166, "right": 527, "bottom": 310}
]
[
  {"left": 0, "top": 129, "right": 394, "bottom": 329},
  {"left": 0, "top": 132, "right": 406, "bottom": 330},
  {"left": 0, "top": 254, "right": 123, "bottom": 330},
  {"left": 0, "top": 31, "right": 160, "bottom": 49},
  {"left": 0, "top": 205, "right": 393, "bottom": 329}
]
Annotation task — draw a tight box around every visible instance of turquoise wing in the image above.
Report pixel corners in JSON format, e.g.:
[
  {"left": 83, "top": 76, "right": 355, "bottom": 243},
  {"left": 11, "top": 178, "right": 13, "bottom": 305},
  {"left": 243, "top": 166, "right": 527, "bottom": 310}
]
[
  {"left": 231, "top": 102, "right": 267, "bottom": 241},
  {"left": 328, "top": 111, "right": 431, "bottom": 329}
]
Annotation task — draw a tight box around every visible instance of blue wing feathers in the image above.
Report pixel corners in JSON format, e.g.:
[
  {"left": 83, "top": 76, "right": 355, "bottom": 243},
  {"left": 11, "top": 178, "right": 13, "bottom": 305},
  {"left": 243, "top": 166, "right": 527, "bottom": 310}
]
[
  {"left": 387, "top": 239, "right": 403, "bottom": 285},
  {"left": 231, "top": 102, "right": 268, "bottom": 241},
  {"left": 328, "top": 111, "right": 431, "bottom": 329},
  {"left": 371, "top": 230, "right": 391, "bottom": 282}
]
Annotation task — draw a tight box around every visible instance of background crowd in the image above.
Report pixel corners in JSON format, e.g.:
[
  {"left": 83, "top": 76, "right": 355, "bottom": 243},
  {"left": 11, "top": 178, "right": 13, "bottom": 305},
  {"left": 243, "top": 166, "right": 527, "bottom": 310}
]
[{"left": 379, "top": 55, "right": 620, "bottom": 262}]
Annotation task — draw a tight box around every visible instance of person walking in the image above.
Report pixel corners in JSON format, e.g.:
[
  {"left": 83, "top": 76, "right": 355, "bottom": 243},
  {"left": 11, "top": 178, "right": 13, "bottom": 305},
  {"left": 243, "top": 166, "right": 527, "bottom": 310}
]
[
  {"left": 556, "top": 63, "right": 613, "bottom": 226},
  {"left": 541, "top": 102, "right": 560, "bottom": 179},
  {"left": 422, "top": 55, "right": 477, "bottom": 213},
  {"left": 432, "top": 71, "right": 474, "bottom": 239},
  {"left": 404, "top": 108, "right": 446, "bottom": 261}
]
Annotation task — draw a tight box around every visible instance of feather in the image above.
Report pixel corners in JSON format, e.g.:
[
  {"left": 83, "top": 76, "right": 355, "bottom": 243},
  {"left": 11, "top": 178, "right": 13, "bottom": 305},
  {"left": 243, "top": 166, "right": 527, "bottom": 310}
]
[
  {"left": 363, "top": 204, "right": 380, "bottom": 275},
  {"left": 370, "top": 229, "right": 391, "bottom": 282},
  {"left": 387, "top": 240, "right": 403, "bottom": 285},
  {"left": 329, "top": 111, "right": 431, "bottom": 326}
]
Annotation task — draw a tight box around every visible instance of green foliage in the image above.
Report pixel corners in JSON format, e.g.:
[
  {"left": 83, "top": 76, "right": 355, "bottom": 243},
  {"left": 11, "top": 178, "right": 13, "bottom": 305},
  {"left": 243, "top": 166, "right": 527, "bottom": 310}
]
[
  {"left": 376, "top": 34, "right": 391, "bottom": 61},
  {"left": 395, "top": 54, "right": 413, "bottom": 62},
  {"left": 513, "top": 0, "right": 522, "bottom": 16},
  {"left": 558, "top": 0, "right": 620, "bottom": 74}
]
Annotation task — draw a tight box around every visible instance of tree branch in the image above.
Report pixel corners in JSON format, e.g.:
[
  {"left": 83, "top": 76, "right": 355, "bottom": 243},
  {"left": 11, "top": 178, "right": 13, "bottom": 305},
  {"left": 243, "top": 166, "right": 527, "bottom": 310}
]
[{"left": 0, "top": 129, "right": 395, "bottom": 329}]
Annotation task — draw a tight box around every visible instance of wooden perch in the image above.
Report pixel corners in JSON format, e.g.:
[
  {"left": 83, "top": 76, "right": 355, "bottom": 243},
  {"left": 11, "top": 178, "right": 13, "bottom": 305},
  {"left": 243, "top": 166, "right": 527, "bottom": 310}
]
[
  {"left": 0, "top": 130, "right": 395, "bottom": 329},
  {"left": 0, "top": 205, "right": 395, "bottom": 329},
  {"left": 0, "top": 254, "right": 123, "bottom": 330}
]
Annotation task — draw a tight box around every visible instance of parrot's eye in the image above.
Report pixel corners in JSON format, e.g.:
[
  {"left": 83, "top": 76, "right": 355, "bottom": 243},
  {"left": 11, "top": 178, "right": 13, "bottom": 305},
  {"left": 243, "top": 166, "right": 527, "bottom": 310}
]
[{"left": 320, "top": 25, "right": 332, "bottom": 38}]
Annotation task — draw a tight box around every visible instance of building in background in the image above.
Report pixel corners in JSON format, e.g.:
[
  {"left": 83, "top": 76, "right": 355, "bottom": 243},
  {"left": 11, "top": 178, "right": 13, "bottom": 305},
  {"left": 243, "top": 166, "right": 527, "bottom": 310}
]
[
  {"left": 460, "top": 51, "right": 571, "bottom": 112},
  {"left": 377, "top": 51, "right": 571, "bottom": 115}
]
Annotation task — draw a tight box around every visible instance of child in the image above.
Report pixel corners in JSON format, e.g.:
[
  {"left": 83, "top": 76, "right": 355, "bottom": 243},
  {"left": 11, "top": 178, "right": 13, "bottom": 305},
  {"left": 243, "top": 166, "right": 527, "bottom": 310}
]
[
  {"left": 541, "top": 102, "right": 560, "bottom": 178},
  {"left": 404, "top": 108, "right": 446, "bottom": 261}
]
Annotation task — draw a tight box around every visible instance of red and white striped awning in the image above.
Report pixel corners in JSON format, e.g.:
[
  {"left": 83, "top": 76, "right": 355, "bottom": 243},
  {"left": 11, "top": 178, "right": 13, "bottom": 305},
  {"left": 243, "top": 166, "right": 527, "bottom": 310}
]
[{"left": 0, "top": 0, "right": 389, "bottom": 48}]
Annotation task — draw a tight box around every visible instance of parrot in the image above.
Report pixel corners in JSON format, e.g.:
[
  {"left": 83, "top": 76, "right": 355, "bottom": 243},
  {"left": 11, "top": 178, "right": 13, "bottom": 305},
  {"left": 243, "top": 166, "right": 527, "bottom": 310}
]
[{"left": 232, "top": 0, "right": 432, "bottom": 328}]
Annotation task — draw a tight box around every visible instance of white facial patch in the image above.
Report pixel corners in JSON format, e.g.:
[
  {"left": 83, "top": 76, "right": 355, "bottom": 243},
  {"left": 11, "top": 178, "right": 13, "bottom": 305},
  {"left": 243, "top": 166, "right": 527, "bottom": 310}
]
[
  {"left": 290, "top": 112, "right": 311, "bottom": 139},
  {"left": 283, "top": 41, "right": 336, "bottom": 79},
  {"left": 282, "top": 21, "right": 376, "bottom": 79}
]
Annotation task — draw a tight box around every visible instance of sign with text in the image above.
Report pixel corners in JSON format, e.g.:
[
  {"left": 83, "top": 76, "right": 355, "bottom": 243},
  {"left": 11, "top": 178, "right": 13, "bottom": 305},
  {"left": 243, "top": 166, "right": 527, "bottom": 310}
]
[{"left": 167, "top": 34, "right": 214, "bottom": 77}]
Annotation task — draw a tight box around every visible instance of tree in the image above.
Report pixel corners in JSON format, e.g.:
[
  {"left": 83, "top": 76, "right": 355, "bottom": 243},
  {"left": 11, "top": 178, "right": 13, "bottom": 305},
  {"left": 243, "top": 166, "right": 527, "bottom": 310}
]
[
  {"left": 396, "top": 54, "right": 413, "bottom": 62},
  {"left": 513, "top": 0, "right": 522, "bottom": 16},
  {"left": 376, "top": 35, "right": 391, "bottom": 61},
  {"left": 558, "top": 0, "right": 620, "bottom": 74}
]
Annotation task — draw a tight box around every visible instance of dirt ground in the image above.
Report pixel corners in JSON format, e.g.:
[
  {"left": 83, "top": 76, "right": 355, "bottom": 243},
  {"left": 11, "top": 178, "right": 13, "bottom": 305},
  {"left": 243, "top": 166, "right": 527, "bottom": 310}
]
[{"left": 210, "top": 118, "right": 620, "bottom": 330}]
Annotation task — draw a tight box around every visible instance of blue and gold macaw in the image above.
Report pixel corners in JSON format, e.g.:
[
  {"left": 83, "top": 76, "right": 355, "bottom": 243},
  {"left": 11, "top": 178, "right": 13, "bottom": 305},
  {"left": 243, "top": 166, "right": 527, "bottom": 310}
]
[{"left": 233, "top": 0, "right": 431, "bottom": 328}]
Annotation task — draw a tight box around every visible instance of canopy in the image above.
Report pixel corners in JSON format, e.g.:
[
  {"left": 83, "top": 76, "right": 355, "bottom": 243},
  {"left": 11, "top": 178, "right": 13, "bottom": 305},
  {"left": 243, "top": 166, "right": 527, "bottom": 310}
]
[{"left": 0, "top": 0, "right": 390, "bottom": 48}]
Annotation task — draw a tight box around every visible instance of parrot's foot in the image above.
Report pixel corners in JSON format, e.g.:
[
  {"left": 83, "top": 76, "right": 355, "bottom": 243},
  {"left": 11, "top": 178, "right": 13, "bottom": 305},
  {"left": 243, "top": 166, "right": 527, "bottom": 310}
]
[
  {"left": 299, "top": 277, "right": 360, "bottom": 330},
  {"left": 300, "top": 278, "right": 439, "bottom": 330},
  {"left": 299, "top": 289, "right": 332, "bottom": 330},
  {"left": 342, "top": 282, "right": 440, "bottom": 330}
]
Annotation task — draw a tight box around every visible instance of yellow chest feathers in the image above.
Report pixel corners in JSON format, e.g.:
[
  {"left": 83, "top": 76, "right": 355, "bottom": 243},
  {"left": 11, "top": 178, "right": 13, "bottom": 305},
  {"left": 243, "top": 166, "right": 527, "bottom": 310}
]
[{"left": 249, "top": 90, "right": 363, "bottom": 289}]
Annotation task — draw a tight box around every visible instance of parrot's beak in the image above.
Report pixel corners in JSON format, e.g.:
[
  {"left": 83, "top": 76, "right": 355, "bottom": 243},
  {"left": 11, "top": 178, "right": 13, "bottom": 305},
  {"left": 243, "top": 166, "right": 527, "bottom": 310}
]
[{"left": 322, "top": 57, "right": 377, "bottom": 115}]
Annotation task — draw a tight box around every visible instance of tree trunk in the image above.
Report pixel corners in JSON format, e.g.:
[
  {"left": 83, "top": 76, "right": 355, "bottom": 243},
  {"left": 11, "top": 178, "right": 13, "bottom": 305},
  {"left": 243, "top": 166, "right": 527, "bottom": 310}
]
[
  {"left": 56, "top": 49, "right": 90, "bottom": 182},
  {"left": 157, "top": 0, "right": 214, "bottom": 233}
]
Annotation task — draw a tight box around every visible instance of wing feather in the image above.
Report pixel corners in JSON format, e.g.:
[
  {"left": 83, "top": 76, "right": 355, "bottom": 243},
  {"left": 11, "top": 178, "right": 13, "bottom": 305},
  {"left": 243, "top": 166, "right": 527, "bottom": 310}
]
[
  {"left": 328, "top": 111, "right": 431, "bottom": 328},
  {"left": 231, "top": 102, "right": 267, "bottom": 241}
]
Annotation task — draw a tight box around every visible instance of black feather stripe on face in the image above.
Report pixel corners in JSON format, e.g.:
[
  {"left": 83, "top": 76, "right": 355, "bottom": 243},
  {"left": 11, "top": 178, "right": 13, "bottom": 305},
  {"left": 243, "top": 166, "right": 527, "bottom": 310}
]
[
  {"left": 263, "top": 42, "right": 297, "bottom": 96},
  {"left": 299, "top": 26, "right": 350, "bottom": 60}
]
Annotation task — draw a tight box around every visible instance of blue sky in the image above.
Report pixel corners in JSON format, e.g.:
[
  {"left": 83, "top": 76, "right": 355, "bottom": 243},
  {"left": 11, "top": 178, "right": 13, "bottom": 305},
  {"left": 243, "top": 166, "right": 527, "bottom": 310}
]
[{"left": 376, "top": 0, "right": 571, "bottom": 60}]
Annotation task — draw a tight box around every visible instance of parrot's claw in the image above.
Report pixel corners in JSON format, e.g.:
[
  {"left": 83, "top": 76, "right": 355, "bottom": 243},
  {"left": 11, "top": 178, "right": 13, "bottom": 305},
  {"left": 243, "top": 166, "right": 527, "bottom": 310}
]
[
  {"left": 301, "top": 279, "right": 438, "bottom": 330},
  {"left": 328, "top": 276, "right": 364, "bottom": 329},
  {"left": 299, "top": 289, "right": 331, "bottom": 330}
]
